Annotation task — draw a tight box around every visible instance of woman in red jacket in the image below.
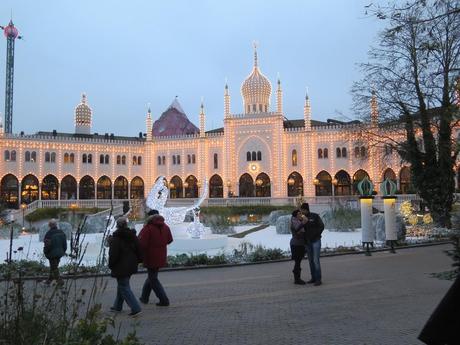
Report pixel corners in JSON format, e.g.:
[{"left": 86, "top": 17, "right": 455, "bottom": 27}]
[{"left": 138, "top": 213, "right": 173, "bottom": 306}]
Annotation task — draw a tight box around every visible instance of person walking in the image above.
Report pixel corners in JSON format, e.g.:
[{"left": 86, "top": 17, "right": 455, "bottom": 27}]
[
  {"left": 300, "top": 203, "right": 324, "bottom": 286},
  {"left": 108, "top": 217, "right": 143, "bottom": 317},
  {"left": 43, "top": 219, "right": 67, "bottom": 285},
  {"left": 290, "top": 209, "right": 307, "bottom": 285},
  {"left": 138, "top": 213, "right": 173, "bottom": 306}
]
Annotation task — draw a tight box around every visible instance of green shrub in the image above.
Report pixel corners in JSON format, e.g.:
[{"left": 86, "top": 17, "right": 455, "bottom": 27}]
[
  {"left": 25, "top": 208, "right": 66, "bottom": 222},
  {"left": 322, "top": 202, "right": 361, "bottom": 231}
]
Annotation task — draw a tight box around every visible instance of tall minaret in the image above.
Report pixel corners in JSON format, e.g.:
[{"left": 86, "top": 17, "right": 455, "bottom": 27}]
[
  {"left": 304, "top": 89, "right": 311, "bottom": 131},
  {"left": 370, "top": 90, "right": 379, "bottom": 127},
  {"left": 224, "top": 82, "right": 231, "bottom": 118},
  {"left": 146, "top": 106, "right": 152, "bottom": 141},
  {"left": 1, "top": 20, "right": 21, "bottom": 134},
  {"left": 199, "top": 101, "right": 205, "bottom": 138},
  {"left": 276, "top": 77, "right": 283, "bottom": 115},
  {"left": 74, "top": 93, "right": 92, "bottom": 135}
]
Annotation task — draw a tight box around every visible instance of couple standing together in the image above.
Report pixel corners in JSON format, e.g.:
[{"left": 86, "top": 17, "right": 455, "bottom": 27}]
[
  {"left": 108, "top": 210, "right": 172, "bottom": 317},
  {"left": 290, "top": 202, "right": 324, "bottom": 286}
]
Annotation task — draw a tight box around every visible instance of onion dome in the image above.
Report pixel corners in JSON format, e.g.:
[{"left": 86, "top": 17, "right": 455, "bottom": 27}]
[
  {"left": 74, "top": 93, "right": 92, "bottom": 135},
  {"left": 152, "top": 98, "right": 199, "bottom": 137},
  {"left": 241, "top": 44, "right": 272, "bottom": 114},
  {"left": 3, "top": 20, "right": 19, "bottom": 39}
]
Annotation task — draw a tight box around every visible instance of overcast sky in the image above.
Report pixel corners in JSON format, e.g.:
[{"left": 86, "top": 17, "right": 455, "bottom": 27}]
[{"left": 0, "top": 0, "right": 382, "bottom": 136}]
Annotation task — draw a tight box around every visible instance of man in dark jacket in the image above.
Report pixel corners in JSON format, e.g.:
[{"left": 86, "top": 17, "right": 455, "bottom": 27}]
[
  {"left": 138, "top": 214, "right": 173, "bottom": 306},
  {"left": 43, "top": 219, "right": 67, "bottom": 284},
  {"left": 300, "top": 203, "right": 324, "bottom": 286},
  {"left": 109, "top": 217, "right": 143, "bottom": 317}
]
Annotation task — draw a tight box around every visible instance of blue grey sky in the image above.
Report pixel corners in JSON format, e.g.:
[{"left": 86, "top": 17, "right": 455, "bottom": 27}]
[{"left": 0, "top": 0, "right": 382, "bottom": 136}]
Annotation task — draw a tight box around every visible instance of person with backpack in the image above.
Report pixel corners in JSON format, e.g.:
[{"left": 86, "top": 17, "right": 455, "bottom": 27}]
[
  {"left": 108, "top": 217, "right": 143, "bottom": 317},
  {"left": 43, "top": 219, "right": 67, "bottom": 284},
  {"left": 138, "top": 213, "right": 173, "bottom": 307}
]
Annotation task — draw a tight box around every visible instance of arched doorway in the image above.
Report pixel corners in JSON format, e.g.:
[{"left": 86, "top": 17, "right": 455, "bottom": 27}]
[
  {"left": 169, "top": 176, "right": 183, "bottom": 198},
  {"left": 315, "top": 171, "right": 332, "bottom": 196},
  {"left": 353, "top": 169, "right": 370, "bottom": 195},
  {"left": 114, "top": 176, "right": 128, "bottom": 199},
  {"left": 79, "top": 175, "right": 95, "bottom": 199},
  {"left": 255, "top": 173, "right": 270, "bottom": 197},
  {"left": 382, "top": 168, "right": 397, "bottom": 182},
  {"left": 334, "top": 170, "right": 351, "bottom": 196},
  {"left": 400, "top": 167, "right": 412, "bottom": 194},
  {"left": 287, "top": 172, "right": 303, "bottom": 197},
  {"left": 239, "top": 173, "right": 254, "bottom": 197},
  {"left": 130, "top": 177, "right": 144, "bottom": 199},
  {"left": 61, "top": 175, "right": 77, "bottom": 200},
  {"left": 97, "top": 176, "right": 112, "bottom": 199},
  {"left": 0, "top": 174, "right": 19, "bottom": 208},
  {"left": 21, "top": 174, "right": 39, "bottom": 204},
  {"left": 209, "top": 174, "right": 223, "bottom": 198},
  {"left": 184, "top": 175, "right": 198, "bottom": 198},
  {"left": 41, "top": 175, "right": 59, "bottom": 200}
]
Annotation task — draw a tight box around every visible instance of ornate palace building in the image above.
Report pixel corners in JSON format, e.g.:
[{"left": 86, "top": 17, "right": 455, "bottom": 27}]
[{"left": 1, "top": 48, "right": 459, "bottom": 208}]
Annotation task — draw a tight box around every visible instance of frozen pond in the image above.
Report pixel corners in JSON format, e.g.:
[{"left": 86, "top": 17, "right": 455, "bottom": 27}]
[{"left": 0, "top": 224, "right": 363, "bottom": 266}]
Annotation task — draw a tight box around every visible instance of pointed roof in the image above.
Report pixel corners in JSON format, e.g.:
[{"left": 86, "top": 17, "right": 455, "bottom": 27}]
[{"left": 152, "top": 98, "right": 199, "bottom": 137}]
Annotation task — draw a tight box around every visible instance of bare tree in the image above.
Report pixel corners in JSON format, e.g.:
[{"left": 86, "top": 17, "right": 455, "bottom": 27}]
[{"left": 353, "top": 0, "right": 460, "bottom": 227}]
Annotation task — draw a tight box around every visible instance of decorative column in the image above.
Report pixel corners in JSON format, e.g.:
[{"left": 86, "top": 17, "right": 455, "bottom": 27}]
[
  {"left": 224, "top": 83, "right": 230, "bottom": 118},
  {"left": 146, "top": 106, "right": 153, "bottom": 141},
  {"left": 303, "top": 90, "right": 311, "bottom": 131},
  {"left": 381, "top": 178, "right": 398, "bottom": 253},
  {"left": 358, "top": 177, "right": 375, "bottom": 256},
  {"left": 276, "top": 78, "right": 282, "bottom": 115}
]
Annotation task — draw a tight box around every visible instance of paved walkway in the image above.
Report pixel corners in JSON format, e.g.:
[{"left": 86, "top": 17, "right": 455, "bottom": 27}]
[{"left": 97, "top": 244, "right": 453, "bottom": 345}]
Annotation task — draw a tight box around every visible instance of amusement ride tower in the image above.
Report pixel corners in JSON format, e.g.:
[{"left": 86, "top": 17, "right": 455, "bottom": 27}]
[{"left": 0, "top": 20, "right": 21, "bottom": 134}]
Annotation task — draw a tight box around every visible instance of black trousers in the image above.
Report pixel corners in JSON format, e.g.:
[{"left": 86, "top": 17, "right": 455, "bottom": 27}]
[
  {"left": 290, "top": 245, "right": 305, "bottom": 274},
  {"left": 48, "top": 258, "right": 61, "bottom": 281}
]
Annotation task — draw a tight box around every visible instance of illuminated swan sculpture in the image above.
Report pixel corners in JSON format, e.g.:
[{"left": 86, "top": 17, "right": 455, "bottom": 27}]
[{"left": 146, "top": 176, "right": 208, "bottom": 225}]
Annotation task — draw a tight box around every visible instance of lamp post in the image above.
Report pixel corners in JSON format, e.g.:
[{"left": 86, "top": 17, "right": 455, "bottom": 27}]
[{"left": 20, "top": 203, "right": 26, "bottom": 230}]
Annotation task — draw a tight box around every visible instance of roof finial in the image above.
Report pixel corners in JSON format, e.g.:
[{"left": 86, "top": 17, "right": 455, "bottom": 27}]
[
  {"left": 81, "top": 93, "right": 87, "bottom": 104},
  {"left": 305, "top": 86, "right": 309, "bottom": 100},
  {"left": 147, "top": 102, "right": 151, "bottom": 113},
  {"left": 253, "top": 41, "right": 258, "bottom": 67}
]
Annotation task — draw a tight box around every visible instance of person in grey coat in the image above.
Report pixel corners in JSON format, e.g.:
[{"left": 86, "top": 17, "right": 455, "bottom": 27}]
[
  {"left": 290, "top": 210, "right": 307, "bottom": 285},
  {"left": 43, "top": 219, "right": 67, "bottom": 284}
]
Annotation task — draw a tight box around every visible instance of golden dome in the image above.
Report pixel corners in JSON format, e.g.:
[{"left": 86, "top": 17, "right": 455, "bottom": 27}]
[
  {"left": 241, "top": 45, "right": 272, "bottom": 114},
  {"left": 75, "top": 93, "right": 92, "bottom": 134}
]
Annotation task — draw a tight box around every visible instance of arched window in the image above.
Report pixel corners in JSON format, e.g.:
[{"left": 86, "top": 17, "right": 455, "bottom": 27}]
[
  {"left": 169, "top": 176, "right": 183, "bottom": 198},
  {"left": 292, "top": 149, "right": 298, "bottom": 166},
  {"left": 42, "top": 175, "right": 59, "bottom": 200},
  {"left": 341, "top": 147, "right": 347, "bottom": 158},
  {"left": 360, "top": 146, "right": 366, "bottom": 158},
  {"left": 130, "top": 176, "right": 144, "bottom": 199},
  {"left": 122, "top": 155, "right": 126, "bottom": 165},
  {"left": 259, "top": 104, "right": 263, "bottom": 112},
  {"left": 162, "top": 156, "right": 165, "bottom": 165},
  {"left": 99, "top": 154, "right": 104, "bottom": 164},
  {"left": 209, "top": 174, "right": 224, "bottom": 198},
  {"left": 257, "top": 151, "right": 262, "bottom": 161},
  {"left": 4, "top": 150, "right": 10, "bottom": 161},
  {"left": 287, "top": 171, "right": 303, "bottom": 197},
  {"left": 114, "top": 176, "right": 128, "bottom": 199},
  {"left": 63, "top": 152, "right": 69, "bottom": 163},
  {"left": 132, "top": 156, "right": 137, "bottom": 165},
  {"left": 184, "top": 175, "right": 198, "bottom": 198},
  {"left": 354, "top": 146, "right": 360, "bottom": 158},
  {"left": 239, "top": 173, "right": 254, "bottom": 197},
  {"left": 82, "top": 154, "right": 87, "bottom": 164},
  {"left": 50, "top": 152, "right": 56, "bottom": 163},
  {"left": 172, "top": 156, "right": 176, "bottom": 165},
  {"left": 97, "top": 176, "right": 112, "bottom": 199},
  {"left": 315, "top": 171, "right": 332, "bottom": 196},
  {"left": 69, "top": 153, "right": 74, "bottom": 163},
  {"left": 252, "top": 151, "right": 257, "bottom": 161},
  {"left": 247, "top": 105, "right": 250, "bottom": 113},
  {"left": 247, "top": 152, "right": 251, "bottom": 161},
  {"left": 252, "top": 104, "right": 256, "bottom": 112},
  {"left": 21, "top": 174, "right": 39, "bottom": 204},
  {"left": 61, "top": 175, "right": 77, "bottom": 200},
  {"left": 137, "top": 156, "right": 142, "bottom": 165},
  {"left": 318, "top": 149, "right": 323, "bottom": 159},
  {"left": 30, "top": 151, "right": 36, "bottom": 162},
  {"left": 116, "top": 155, "right": 121, "bottom": 165},
  {"left": 87, "top": 154, "right": 92, "bottom": 164},
  {"left": 79, "top": 175, "right": 95, "bottom": 199},
  {"left": 255, "top": 173, "right": 271, "bottom": 197},
  {"left": 323, "top": 148, "right": 328, "bottom": 159},
  {"left": 353, "top": 169, "right": 370, "bottom": 194},
  {"left": 192, "top": 154, "right": 196, "bottom": 164},
  {"left": 264, "top": 105, "right": 267, "bottom": 112},
  {"left": 336, "top": 147, "right": 341, "bottom": 158},
  {"left": 334, "top": 170, "right": 351, "bottom": 196},
  {"left": 10, "top": 150, "right": 16, "bottom": 161},
  {"left": 187, "top": 155, "right": 191, "bottom": 164},
  {"left": 177, "top": 155, "right": 180, "bottom": 165},
  {"left": 214, "top": 153, "right": 218, "bottom": 169},
  {"left": 1, "top": 174, "right": 19, "bottom": 208},
  {"left": 104, "top": 154, "right": 109, "bottom": 164},
  {"left": 45, "top": 152, "right": 50, "bottom": 162},
  {"left": 158, "top": 156, "right": 161, "bottom": 165}
]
